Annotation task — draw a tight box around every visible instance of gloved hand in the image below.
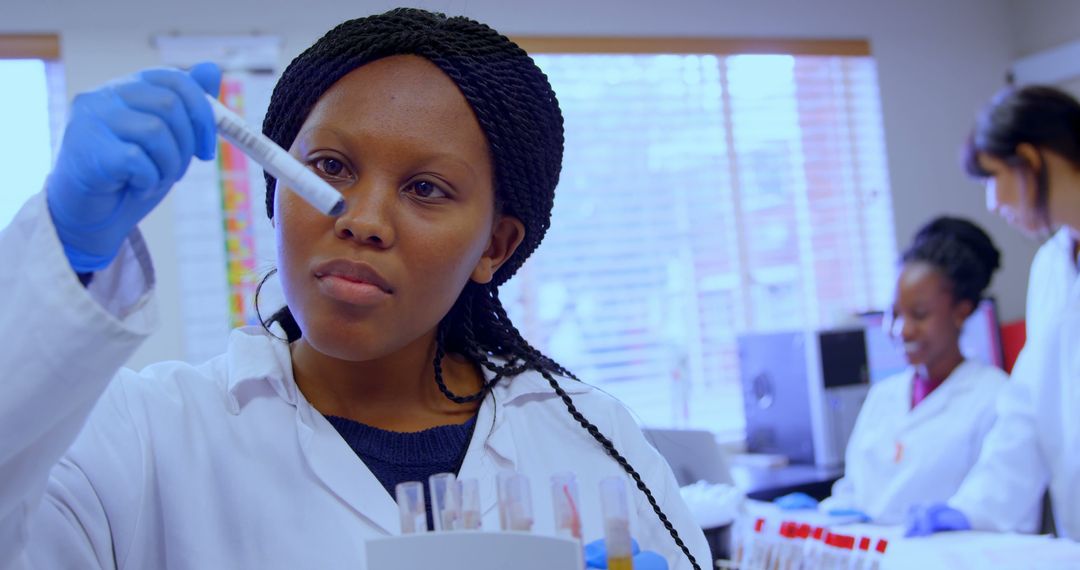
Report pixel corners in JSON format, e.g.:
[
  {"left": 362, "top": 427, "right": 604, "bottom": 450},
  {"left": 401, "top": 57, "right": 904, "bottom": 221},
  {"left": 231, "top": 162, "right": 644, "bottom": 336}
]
[
  {"left": 47, "top": 62, "right": 221, "bottom": 273},
  {"left": 584, "top": 537, "right": 668, "bottom": 570},
  {"left": 904, "top": 503, "right": 971, "bottom": 537},
  {"left": 774, "top": 491, "right": 819, "bottom": 510}
]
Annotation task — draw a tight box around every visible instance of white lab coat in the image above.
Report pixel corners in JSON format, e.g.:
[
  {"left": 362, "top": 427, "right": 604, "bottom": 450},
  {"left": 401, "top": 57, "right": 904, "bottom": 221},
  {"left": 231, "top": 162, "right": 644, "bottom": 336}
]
[
  {"left": 949, "top": 230, "right": 1080, "bottom": 539},
  {"left": 821, "top": 360, "right": 1007, "bottom": 524},
  {"left": 0, "top": 193, "right": 710, "bottom": 569},
  {"left": 1025, "top": 229, "right": 1078, "bottom": 343}
]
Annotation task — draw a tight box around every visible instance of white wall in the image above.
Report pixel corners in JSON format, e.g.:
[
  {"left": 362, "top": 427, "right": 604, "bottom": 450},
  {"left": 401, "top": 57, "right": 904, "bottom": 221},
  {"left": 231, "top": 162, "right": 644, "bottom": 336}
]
[
  {"left": 1008, "top": 0, "right": 1080, "bottom": 57},
  {"left": 4, "top": 0, "right": 1034, "bottom": 368}
]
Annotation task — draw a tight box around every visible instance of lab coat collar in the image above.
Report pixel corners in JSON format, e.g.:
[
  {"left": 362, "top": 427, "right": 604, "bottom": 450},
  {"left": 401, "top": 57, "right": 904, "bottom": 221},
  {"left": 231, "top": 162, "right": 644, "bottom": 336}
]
[
  {"left": 221, "top": 331, "right": 592, "bottom": 413},
  {"left": 461, "top": 361, "right": 592, "bottom": 521},
  {"left": 901, "top": 360, "right": 981, "bottom": 429},
  {"left": 222, "top": 325, "right": 300, "bottom": 414},
  {"left": 467, "top": 359, "right": 592, "bottom": 467},
  {"left": 488, "top": 361, "right": 592, "bottom": 404}
]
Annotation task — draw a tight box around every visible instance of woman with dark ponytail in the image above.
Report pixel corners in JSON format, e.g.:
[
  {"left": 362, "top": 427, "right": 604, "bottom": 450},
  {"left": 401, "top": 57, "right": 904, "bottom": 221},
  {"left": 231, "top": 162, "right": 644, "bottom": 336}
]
[
  {"left": 907, "top": 85, "right": 1080, "bottom": 541},
  {"left": 816, "top": 216, "right": 1007, "bottom": 525},
  {"left": 0, "top": 7, "right": 708, "bottom": 569}
]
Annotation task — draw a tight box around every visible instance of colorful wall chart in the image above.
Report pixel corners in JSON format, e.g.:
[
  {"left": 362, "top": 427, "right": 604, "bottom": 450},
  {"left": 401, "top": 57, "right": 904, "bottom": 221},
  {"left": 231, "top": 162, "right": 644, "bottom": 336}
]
[{"left": 217, "top": 78, "right": 259, "bottom": 329}]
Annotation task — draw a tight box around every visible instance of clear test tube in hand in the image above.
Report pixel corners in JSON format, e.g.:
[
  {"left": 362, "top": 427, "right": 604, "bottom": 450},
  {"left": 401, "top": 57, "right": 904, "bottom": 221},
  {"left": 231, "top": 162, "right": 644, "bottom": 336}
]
[
  {"left": 429, "top": 472, "right": 462, "bottom": 532},
  {"left": 551, "top": 472, "right": 583, "bottom": 541},
  {"left": 496, "top": 471, "right": 534, "bottom": 532},
  {"left": 599, "top": 476, "right": 633, "bottom": 570},
  {"left": 459, "top": 477, "right": 483, "bottom": 530},
  {"left": 395, "top": 481, "right": 427, "bottom": 534}
]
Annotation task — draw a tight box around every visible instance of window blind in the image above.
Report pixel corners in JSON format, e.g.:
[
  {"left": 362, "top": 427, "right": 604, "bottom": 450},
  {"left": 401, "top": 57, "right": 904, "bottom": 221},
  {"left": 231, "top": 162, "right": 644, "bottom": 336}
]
[{"left": 501, "top": 51, "right": 897, "bottom": 436}]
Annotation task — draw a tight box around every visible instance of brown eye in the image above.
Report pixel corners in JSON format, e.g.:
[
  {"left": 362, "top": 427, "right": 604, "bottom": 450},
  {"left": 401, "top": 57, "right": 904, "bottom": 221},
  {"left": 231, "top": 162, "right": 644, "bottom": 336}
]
[
  {"left": 314, "top": 157, "right": 348, "bottom": 178},
  {"left": 406, "top": 179, "right": 447, "bottom": 199}
]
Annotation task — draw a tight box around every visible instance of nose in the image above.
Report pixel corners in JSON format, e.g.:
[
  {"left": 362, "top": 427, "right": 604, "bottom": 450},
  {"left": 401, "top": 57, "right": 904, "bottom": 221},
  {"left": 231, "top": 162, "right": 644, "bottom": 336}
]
[
  {"left": 899, "top": 316, "right": 916, "bottom": 342},
  {"left": 333, "top": 180, "right": 395, "bottom": 247}
]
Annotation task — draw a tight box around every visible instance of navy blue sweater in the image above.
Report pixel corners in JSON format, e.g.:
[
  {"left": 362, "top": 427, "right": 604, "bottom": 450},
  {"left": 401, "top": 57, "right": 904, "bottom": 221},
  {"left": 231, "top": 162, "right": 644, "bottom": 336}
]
[{"left": 325, "top": 414, "right": 478, "bottom": 529}]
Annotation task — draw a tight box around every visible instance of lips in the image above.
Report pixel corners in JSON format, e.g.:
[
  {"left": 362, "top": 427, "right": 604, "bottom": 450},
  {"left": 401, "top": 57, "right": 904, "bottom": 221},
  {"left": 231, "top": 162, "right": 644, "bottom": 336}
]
[
  {"left": 312, "top": 259, "right": 394, "bottom": 305},
  {"left": 312, "top": 259, "right": 393, "bottom": 293}
]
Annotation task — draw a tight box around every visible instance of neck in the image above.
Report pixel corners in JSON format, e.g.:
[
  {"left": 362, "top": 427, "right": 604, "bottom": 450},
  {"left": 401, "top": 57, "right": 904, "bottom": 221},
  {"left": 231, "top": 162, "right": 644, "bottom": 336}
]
[
  {"left": 917, "top": 347, "right": 964, "bottom": 383},
  {"left": 290, "top": 331, "right": 482, "bottom": 431}
]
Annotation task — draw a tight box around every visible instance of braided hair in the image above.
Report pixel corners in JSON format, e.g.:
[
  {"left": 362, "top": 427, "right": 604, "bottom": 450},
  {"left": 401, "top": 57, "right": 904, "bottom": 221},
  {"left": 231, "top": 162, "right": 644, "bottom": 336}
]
[
  {"left": 901, "top": 216, "right": 1001, "bottom": 310},
  {"left": 254, "top": 8, "right": 701, "bottom": 569}
]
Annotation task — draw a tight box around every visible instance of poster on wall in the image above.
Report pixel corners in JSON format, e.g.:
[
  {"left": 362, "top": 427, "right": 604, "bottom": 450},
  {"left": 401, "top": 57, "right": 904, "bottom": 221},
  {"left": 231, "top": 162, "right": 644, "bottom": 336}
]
[{"left": 155, "top": 35, "right": 282, "bottom": 364}]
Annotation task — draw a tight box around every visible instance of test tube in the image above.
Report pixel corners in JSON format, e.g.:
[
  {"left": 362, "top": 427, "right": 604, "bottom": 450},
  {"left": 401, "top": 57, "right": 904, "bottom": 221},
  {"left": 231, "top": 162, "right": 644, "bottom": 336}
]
[
  {"left": 459, "top": 477, "right": 482, "bottom": 530},
  {"left": 496, "top": 471, "right": 534, "bottom": 532},
  {"left": 205, "top": 94, "right": 345, "bottom": 217},
  {"left": 599, "top": 476, "right": 633, "bottom": 570},
  {"left": 551, "top": 472, "right": 582, "bottom": 540},
  {"left": 395, "top": 481, "right": 427, "bottom": 534},
  {"left": 429, "top": 472, "right": 462, "bottom": 531}
]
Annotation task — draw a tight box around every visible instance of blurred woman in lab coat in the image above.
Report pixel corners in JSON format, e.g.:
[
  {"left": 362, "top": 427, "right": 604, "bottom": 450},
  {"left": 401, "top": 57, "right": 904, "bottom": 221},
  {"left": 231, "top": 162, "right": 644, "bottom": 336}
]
[
  {"left": 0, "top": 8, "right": 707, "bottom": 569},
  {"left": 908, "top": 85, "right": 1080, "bottom": 540},
  {"left": 821, "top": 216, "right": 1007, "bottom": 524}
]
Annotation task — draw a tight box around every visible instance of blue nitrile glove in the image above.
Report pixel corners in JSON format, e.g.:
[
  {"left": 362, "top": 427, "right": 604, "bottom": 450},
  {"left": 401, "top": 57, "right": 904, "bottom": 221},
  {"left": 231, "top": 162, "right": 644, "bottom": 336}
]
[
  {"left": 904, "top": 503, "right": 971, "bottom": 537},
  {"left": 584, "top": 537, "right": 668, "bottom": 570},
  {"left": 774, "top": 491, "right": 819, "bottom": 510},
  {"left": 825, "top": 508, "right": 871, "bottom": 522},
  {"left": 47, "top": 62, "right": 221, "bottom": 273}
]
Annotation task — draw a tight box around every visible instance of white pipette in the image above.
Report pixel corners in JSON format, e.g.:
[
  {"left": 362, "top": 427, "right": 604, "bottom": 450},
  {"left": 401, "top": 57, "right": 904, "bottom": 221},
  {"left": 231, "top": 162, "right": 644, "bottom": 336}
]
[{"left": 205, "top": 94, "right": 345, "bottom": 217}]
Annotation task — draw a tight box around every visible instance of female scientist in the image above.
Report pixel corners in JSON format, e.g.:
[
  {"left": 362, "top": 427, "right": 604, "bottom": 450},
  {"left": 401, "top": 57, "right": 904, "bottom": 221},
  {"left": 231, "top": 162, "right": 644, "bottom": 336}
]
[
  {"left": 0, "top": 8, "right": 708, "bottom": 569},
  {"left": 908, "top": 85, "right": 1080, "bottom": 540},
  {"left": 819, "top": 216, "right": 1007, "bottom": 524}
]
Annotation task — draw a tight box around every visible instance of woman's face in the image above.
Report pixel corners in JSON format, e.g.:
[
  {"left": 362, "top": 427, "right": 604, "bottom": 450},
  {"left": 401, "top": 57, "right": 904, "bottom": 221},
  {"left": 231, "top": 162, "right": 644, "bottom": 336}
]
[
  {"left": 274, "top": 55, "right": 524, "bottom": 361},
  {"left": 890, "top": 262, "right": 971, "bottom": 369},
  {"left": 978, "top": 151, "right": 1043, "bottom": 236}
]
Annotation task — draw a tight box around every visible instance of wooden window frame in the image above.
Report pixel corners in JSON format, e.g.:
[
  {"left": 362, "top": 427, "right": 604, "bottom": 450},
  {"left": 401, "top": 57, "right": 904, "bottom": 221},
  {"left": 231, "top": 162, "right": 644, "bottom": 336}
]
[
  {"left": 0, "top": 34, "right": 60, "bottom": 60},
  {"left": 512, "top": 37, "right": 869, "bottom": 57}
]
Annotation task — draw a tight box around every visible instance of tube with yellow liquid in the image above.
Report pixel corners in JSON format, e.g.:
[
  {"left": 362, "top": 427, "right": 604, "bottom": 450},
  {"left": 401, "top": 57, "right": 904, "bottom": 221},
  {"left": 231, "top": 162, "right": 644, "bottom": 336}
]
[{"left": 599, "top": 476, "right": 634, "bottom": 570}]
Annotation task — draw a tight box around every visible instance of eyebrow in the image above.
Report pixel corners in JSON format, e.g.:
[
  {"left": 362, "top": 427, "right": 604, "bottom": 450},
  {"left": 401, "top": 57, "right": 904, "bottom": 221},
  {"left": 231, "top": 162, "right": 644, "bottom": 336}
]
[{"left": 424, "top": 152, "right": 478, "bottom": 184}]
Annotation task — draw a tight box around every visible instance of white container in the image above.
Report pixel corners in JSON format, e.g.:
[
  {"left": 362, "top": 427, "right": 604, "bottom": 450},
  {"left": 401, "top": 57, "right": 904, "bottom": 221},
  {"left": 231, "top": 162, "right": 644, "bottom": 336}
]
[{"left": 365, "top": 530, "right": 583, "bottom": 570}]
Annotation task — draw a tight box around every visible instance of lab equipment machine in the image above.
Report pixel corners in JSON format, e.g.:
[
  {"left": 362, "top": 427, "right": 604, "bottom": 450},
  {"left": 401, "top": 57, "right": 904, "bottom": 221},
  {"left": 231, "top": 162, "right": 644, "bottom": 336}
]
[{"left": 738, "top": 328, "right": 870, "bottom": 467}]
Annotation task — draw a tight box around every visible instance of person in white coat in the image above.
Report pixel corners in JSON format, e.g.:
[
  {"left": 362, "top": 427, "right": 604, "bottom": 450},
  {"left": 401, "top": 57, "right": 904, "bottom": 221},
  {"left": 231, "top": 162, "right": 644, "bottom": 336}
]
[
  {"left": 1026, "top": 228, "right": 1079, "bottom": 345},
  {"left": 820, "top": 216, "right": 1007, "bottom": 525},
  {"left": 0, "top": 8, "right": 709, "bottom": 570},
  {"left": 907, "top": 85, "right": 1080, "bottom": 540}
]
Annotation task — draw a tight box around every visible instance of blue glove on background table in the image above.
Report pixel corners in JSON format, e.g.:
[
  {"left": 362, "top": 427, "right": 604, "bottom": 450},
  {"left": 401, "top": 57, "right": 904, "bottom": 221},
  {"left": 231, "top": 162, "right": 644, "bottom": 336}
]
[
  {"left": 773, "top": 492, "right": 819, "bottom": 510},
  {"left": 47, "top": 62, "right": 220, "bottom": 273},
  {"left": 584, "top": 537, "right": 668, "bottom": 569},
  {"left": 825, "top": 508, "right": 871, "bottom": 522},
  {"left": 905, "top": 503, "right": 971, "bottom": 537}
]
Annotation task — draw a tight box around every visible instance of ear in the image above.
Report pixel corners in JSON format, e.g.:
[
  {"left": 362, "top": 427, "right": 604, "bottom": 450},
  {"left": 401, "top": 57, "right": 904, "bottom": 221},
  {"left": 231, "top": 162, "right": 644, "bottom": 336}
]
[
  {"left": 1016, "top": 143, "right": 1042, "bottom": 172},
  {"left": 952, "top": 298, "right": 975, "bottom": 329},
  {"left": 471, "top": 215, "right": 526, "bottom": 284}
]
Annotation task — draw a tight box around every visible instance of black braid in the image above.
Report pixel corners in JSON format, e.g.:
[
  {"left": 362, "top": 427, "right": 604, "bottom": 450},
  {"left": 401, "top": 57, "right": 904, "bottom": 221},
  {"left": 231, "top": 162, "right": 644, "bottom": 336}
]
[
  {"left": 541, "top": 369, "right": 701, "bottom": 570},
  {"left": 253, "top": 8, "right": 699, "bottom": 568}
]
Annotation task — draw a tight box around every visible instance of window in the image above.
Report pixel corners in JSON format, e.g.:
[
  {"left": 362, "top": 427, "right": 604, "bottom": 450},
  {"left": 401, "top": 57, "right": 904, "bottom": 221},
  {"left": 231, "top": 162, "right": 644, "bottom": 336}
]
[
  {"left": 0, "top": 35, "right": 64, "bottom": 229},
  {"left": 500, "top": 39, "right": 897, "bottom": 437}
]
